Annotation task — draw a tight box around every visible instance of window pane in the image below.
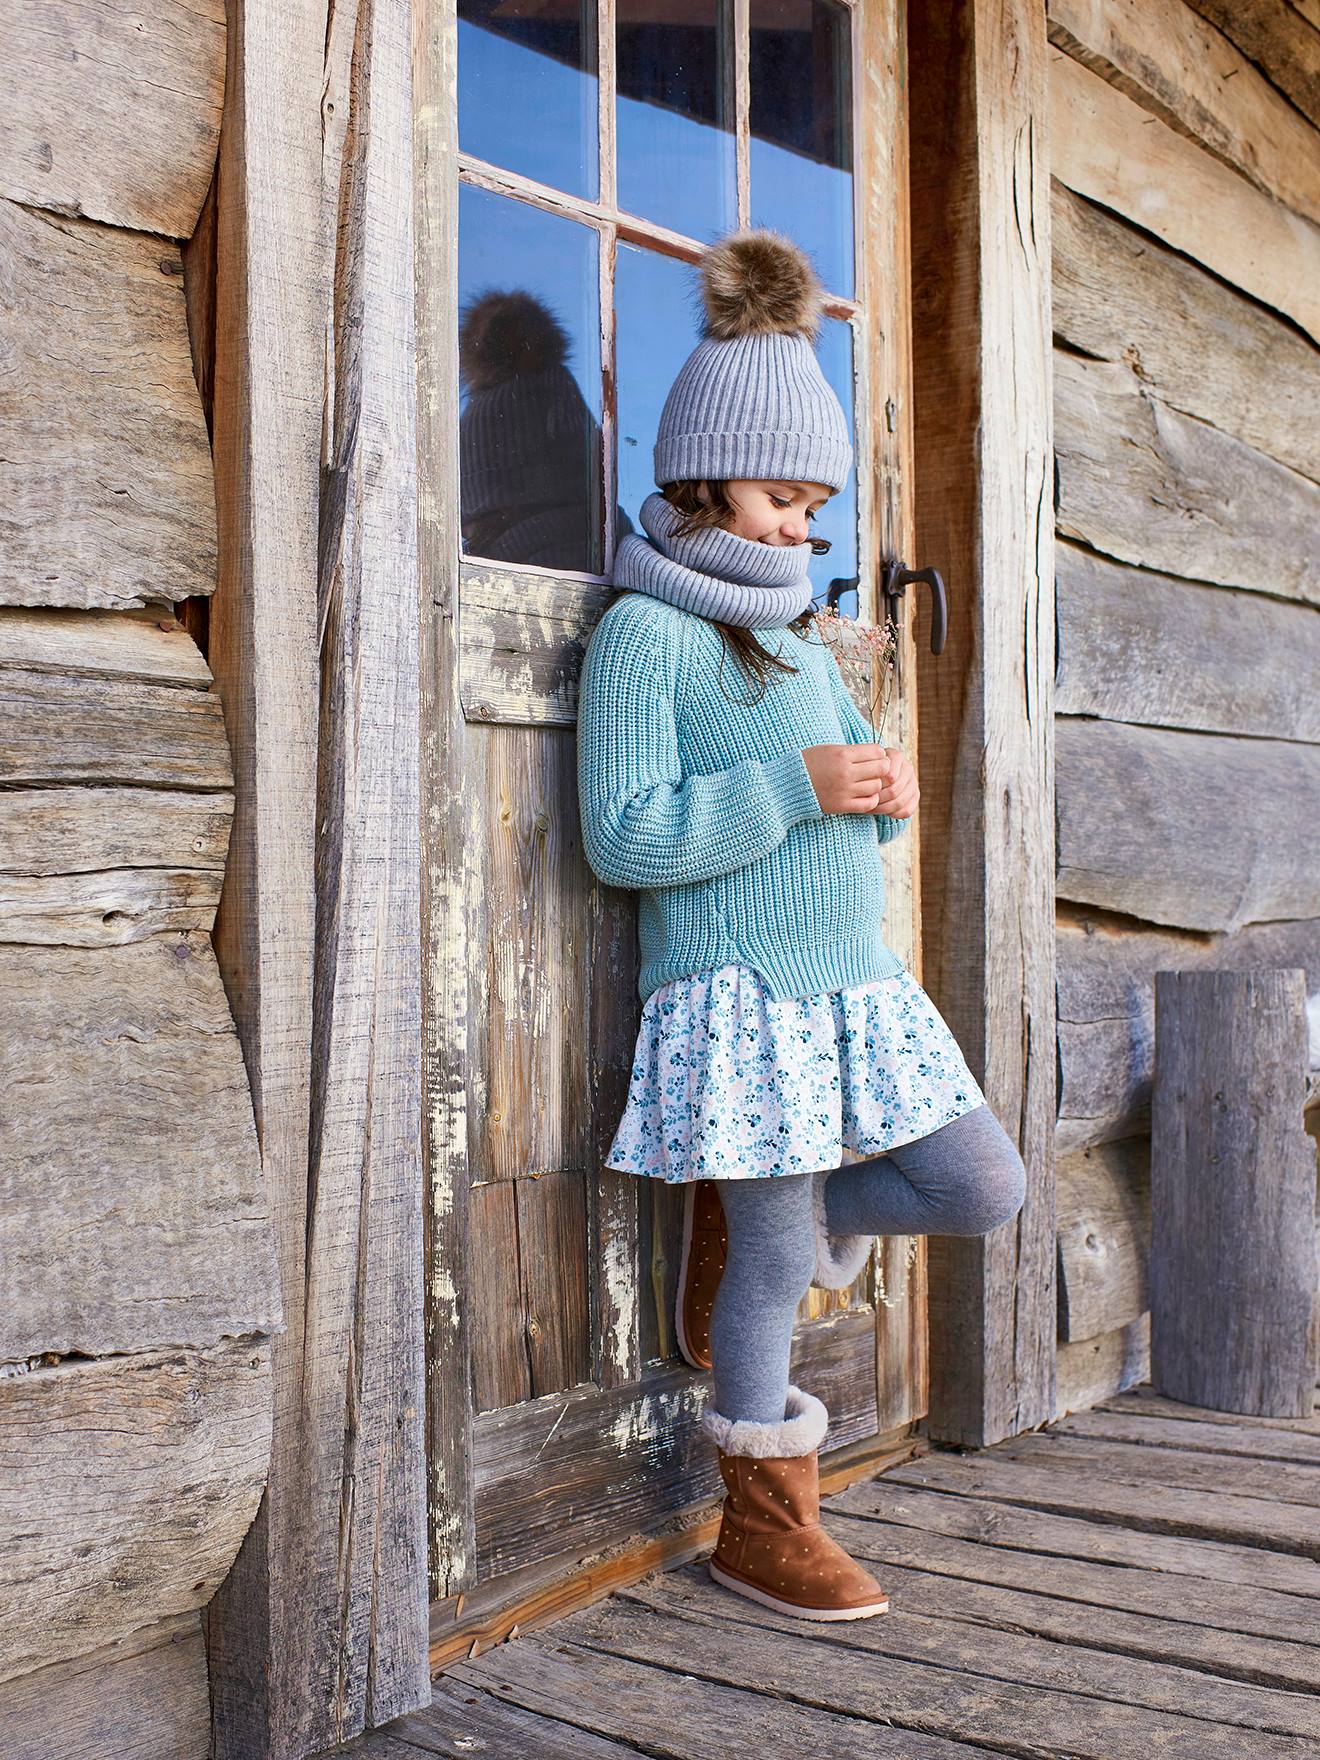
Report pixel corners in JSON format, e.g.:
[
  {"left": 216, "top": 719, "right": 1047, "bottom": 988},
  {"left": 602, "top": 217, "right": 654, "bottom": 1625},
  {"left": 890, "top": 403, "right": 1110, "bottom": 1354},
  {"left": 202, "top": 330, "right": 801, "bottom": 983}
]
[
  {"left": 615, "top": 244, "right": 698, "bottom": 534},
  {"left": 749, "top": 0, "right": 854, "bottom": 297},
  {"left": 458, "top": 0, "right": 598, "bottom": 200},
  {"left": 458, "top": 185, "right": 603, "bottom": 575},
  {"left": 811, "top": 317, "right": 857, "bottom": 613},
  {"left": 616, "top": 0, "right": 736, "bottom": 241}
]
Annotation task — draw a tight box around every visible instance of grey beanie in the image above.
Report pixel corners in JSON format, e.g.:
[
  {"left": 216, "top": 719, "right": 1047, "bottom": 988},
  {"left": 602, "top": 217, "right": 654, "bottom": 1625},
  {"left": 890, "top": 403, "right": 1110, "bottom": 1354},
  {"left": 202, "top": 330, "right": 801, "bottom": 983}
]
[{"left": 653, "top": 230, "right": 853, "bottom": 493}]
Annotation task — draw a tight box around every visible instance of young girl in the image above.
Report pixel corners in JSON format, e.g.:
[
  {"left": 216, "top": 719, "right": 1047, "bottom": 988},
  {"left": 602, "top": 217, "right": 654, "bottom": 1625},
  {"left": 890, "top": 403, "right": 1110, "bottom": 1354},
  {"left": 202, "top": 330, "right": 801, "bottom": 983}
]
[{"left": 576, "top": 230, "right": 1026, "bottom": 1624}]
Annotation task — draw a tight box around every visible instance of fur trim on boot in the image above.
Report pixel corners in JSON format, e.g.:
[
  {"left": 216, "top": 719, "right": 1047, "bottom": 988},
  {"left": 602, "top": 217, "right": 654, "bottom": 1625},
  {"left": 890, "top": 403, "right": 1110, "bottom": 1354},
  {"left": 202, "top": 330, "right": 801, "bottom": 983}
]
[
  {"left": 811, "top": 1168, "right": 874, "bottom": 1289},
  {"left": 699, "top": 1384, "right": 828, "bottom": 1459}
]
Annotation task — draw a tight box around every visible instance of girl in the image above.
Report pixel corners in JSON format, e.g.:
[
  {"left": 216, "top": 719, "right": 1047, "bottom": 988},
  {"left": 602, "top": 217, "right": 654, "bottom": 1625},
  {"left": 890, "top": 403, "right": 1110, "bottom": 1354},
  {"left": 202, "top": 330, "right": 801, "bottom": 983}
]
[{"left": 576, "top": 230, "right": 1026, "bottom": 1624}]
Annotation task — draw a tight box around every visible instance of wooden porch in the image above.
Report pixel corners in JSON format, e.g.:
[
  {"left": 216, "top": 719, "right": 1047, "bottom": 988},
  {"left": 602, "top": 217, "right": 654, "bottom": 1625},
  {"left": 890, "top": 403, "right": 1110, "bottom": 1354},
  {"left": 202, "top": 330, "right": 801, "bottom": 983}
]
[{"left": 334, "top": 1382, "right": 1320, "bottom": 1758}]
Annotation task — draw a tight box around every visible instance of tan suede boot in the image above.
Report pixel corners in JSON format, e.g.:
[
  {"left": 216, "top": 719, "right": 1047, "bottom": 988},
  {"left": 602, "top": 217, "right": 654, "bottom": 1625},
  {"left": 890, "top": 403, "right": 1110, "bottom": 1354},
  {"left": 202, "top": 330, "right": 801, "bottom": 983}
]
[
  {"left": 675, "top": 1179, "right": 727, "bottom": 1370},
  {"left": 700, "top": 1385, "right": 889, "bottom": 1620}
]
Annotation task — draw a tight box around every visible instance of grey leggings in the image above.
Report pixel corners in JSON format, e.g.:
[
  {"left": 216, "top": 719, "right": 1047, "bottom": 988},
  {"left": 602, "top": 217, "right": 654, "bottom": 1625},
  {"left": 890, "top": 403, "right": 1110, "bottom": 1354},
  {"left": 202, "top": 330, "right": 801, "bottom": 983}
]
[{"left": 708, "top": 1103, "right": 1027, "bottom": 1425}]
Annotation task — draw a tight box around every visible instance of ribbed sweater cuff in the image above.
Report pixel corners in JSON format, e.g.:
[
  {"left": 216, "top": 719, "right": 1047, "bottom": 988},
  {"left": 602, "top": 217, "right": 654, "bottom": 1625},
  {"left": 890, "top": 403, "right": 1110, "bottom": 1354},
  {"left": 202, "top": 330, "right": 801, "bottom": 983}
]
[{"left": 762, "top": 747, "right": 823, "bottom": 832}]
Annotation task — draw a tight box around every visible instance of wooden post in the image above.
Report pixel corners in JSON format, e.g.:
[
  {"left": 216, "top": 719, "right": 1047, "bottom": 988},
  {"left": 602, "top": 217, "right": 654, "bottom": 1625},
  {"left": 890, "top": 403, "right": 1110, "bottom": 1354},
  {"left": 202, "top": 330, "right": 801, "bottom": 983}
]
[
  {"left": 1151, "top": 968, "right": 1318, "bottom": 1418},
  {"left": 907, "top": 0, "right": 1058, "bottom": 1444}
]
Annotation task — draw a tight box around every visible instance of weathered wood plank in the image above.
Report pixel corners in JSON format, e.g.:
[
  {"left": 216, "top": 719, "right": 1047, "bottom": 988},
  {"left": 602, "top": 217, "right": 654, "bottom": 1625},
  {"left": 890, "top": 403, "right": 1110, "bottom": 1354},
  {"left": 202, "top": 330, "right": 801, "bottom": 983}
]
[
  {"left": 563, "top": 1590, "right": 1320, "bottom": 1759},
  {"left": 1151, "top": 968, "right": 1318, "bottom": 1416},
  {"left": 1103, "top": 1382, "right": 1320, "bottom": 1436},
  {"left": 1058, "top": 1315, "right": 1151, "bottom": 1413},
  {"left": 1056, "top": 1405, "right": 1320, "bottom": 1466},
  {"left": 387, "top": 1676, "right": 653, "bottom": 1758},
  {"left": 1050, "top": 46, "right": 1320, "bottom": 341},
  {"left": 1056, "top": 905, "right": 1320, "bottom": 1151},
  {"left": 908, "top": 0, "right": 1057, "bottom": 1449},
  {"left": 459, "top": 565, "right": 609, "bottom": 727},
  {"left": 0, "top": 865, "right": 224, "bottom": 944},
  {"left": 836, "top": 1465, "right": 1320, "bottom": 1598},
  {"left": 1057, "top": 718, "right": 1320, "bottom": 932},
  {"left": 1183, "top": 1, "right": 1320, "bottom": 130},
  {"left": 0, "top": 667, "right": 231, "bottom": 790},
  {"left": 886, "top": 1451, "right": 1320, "bottom": 1563},
  {"left": 0, "top": 786, "right": 232, "bottom": 876},
  {"left": 0, "top": 201, "right": 217, "bottom": 609},
  {"left": 1048, "top": 0, "right": 1320, "bottom": 223},
  {"left": 1057, "top": 544, "right": 1320, "bottom": 743},
  {"left": 473, "top": 1312, "right": 880, "bottom": 1580},
  {"left": 1055, "top": 351, "right": 1320, "bottom": 603},
  {"left": 199, "top": 0, "right": 329, "bottom": 1750},
  {"left": 451, "top": 1641, "right": 998, "bottom": 1760},
  {"left": 0, "top": 934, "right": 279, "bottom": 1359},
  {"left": 0, "top": 1340, "right": 272, "bottom": 1683},
  {"left": 0, "top": 1614, "right": 210, "bottom": 1760},
  {"left": 994, "top": 1429, "right": 1320, "bottom": 1508},
  {"left": 1051, "top": 187, "right": 1320, "bottom": 485},
  {"left": 0, "top": 606, "right": 212, "bottom": 688},
  {"left": 1057, "top": 1136, "right": 1150, "bottom": 1343},
  {"left": 622, "top": 1563, "right": 1320, "bottom": 1733},
  {"left": 3, "top": 0, "right": 225, "bottom": 237},
  {"left": 831, "top": 1483, "right": 1320, "bottom": 1647}
]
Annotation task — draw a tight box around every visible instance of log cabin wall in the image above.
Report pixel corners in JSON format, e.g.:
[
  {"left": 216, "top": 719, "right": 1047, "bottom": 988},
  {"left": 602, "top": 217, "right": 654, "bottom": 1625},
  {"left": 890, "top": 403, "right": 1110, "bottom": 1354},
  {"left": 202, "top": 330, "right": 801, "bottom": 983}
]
[
  {"left": 0, "top": 8, "right": 281, "bottom": 1758},
  {"left": 1045, "top": 0, "right": 1320, "bottom": 1413}
]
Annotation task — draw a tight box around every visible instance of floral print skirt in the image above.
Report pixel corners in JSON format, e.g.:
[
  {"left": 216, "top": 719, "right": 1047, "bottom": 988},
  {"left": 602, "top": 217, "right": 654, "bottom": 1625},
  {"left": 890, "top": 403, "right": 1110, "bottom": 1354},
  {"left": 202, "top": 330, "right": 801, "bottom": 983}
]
[{"left": 604, "top": 961, "right": 987, "bottom": 1183}]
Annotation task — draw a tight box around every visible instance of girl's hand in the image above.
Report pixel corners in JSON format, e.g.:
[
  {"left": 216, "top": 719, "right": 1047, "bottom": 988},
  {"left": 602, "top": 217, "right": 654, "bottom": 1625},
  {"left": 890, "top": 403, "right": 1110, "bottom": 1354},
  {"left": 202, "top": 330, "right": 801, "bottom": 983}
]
[{"left": 801, "top": 744, "right": 919, "bottom": 819}]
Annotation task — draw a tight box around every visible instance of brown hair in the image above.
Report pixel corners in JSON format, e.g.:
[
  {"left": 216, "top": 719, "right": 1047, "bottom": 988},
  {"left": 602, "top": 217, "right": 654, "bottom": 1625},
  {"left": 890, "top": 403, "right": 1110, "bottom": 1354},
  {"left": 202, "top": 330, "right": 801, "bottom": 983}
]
[{"left": 660, "top": 480, "right": 828, "bottom": 703}]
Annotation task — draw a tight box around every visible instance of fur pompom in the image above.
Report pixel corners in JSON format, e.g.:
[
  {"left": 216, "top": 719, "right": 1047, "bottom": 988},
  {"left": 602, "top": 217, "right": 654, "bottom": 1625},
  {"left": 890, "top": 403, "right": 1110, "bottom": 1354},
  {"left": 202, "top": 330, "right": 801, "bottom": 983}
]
[
  {"left": 700, "top": 229, "right": 824, "bottom": 342},
  {"left": 459, "top": 290, "right": 570, "bottom": 390}
]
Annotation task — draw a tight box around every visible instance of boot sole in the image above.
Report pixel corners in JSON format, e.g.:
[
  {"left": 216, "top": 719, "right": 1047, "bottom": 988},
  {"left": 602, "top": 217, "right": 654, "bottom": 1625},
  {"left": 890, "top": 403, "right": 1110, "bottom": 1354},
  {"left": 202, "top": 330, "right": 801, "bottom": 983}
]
[
  {"left": 674, "top": 1182, "right": 711, "bottom": 1371},
  {"left": 709, "top": 1558, "right": 889, "bottom": 1621}
]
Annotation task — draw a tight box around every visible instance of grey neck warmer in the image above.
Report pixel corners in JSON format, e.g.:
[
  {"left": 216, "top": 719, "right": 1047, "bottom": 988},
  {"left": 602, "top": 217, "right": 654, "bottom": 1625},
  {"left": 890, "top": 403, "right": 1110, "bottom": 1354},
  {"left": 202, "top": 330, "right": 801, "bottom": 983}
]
[{"left": 612, "top": 492, "right": 816, "bottom": 631}]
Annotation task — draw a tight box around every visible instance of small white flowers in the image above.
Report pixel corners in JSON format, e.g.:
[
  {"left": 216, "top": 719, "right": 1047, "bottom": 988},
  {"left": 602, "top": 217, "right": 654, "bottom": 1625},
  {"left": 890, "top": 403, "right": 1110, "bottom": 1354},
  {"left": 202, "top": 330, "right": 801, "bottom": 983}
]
[{"left": 811, "top": 608, "right": 900, "bottom": 742}]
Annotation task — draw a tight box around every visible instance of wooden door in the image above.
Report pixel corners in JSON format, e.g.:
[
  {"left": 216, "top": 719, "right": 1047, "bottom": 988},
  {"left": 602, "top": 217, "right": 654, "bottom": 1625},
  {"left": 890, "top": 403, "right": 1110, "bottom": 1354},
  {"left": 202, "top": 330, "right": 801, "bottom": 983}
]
[{"left": 423, "top": 0, "right": 926, "bottom": 1612}]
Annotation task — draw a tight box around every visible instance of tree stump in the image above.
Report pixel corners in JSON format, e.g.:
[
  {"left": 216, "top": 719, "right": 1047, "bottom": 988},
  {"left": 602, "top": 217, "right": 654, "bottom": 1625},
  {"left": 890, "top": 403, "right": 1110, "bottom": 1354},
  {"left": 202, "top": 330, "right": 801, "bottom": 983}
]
[{"left": 1151, "top": 968, "right": 1318, "bottom": 1417}]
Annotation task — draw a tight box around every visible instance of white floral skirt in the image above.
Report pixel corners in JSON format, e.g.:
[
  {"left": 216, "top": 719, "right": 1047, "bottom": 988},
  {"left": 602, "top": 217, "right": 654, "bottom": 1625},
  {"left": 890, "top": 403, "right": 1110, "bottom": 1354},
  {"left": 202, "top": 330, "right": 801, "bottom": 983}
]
[{"left": 604, "top": 961, "right": 986, "bottom": 1183}]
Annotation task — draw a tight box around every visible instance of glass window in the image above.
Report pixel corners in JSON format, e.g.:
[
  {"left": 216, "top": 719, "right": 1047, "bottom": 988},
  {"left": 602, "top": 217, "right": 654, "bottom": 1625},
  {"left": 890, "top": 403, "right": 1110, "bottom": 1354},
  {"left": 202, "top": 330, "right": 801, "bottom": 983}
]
[
  {"left": 749, "top": 0, "right": 854, "bottom": 297},
  {"left": 811, "top": 314, "right": 857, "bottom": 613},
  {"left": 458, "top": 185, "right": 603, "bottom": 575},
  {"left": 616, "top": 0, "right": 736, "bottom": 241},
  {"left": 615, "top": 244, "right": 698, "bottom": 530},
  {"left": 458, "top": 0, "right": 598, "bottom": 200}
]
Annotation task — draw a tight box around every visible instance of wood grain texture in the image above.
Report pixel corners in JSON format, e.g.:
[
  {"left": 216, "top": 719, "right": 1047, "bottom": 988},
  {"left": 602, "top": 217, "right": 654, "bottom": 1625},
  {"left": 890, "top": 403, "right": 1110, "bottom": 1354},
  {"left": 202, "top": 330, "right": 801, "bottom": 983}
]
[
  {"left": 0, "top": 1615, "right": 210, "bottom": 1760},
  {"left": 1056, "top": 543, "right": 1320, "bottom": 743},
  {"left": 1055, "top": 1404, "right": 1320, "bottom": 1465},
  {"left": 200, "top": 0, "right": 331, "bottom": 1753},
  {"left": 0, "top": 1341, "right": 271, "bottom": 1684},
  {"left": 0, "top": 934, "right": 279, "bottom": 1360},
  {"left": 3, "top": 0, "right": 225, "bottom": 237},
  {"left": 1057, "top": 717, "right": 1320, "bottom": 932},
  {"left": 1057, "top": 905, "right": 1320, "bottom": 1151},
  {"left": 0, "top": 605, "right": 212, "bottom": 688},
  {"left": 1047, "top": 0, "right": 1320, "bottom": 222},
  {"left": 1051, "top": 45, "right": 1320, "bottom": 342},
  {"left": 1183, "top": 0, "right": 1320, "bottom": 130},
  {"left": 1055, "top": 350, "right": 1320, "bottom": 602},
  {"left": 0, "top": 201, "right": 217, "bottom": 608},
  {"left": 909, "top": 0, "right": 1057, "bottom": 1447},
  {"left": 1057, "top": 1136, "right": 1150, "bottom": 1343},
  {"left": 1051, "top": 185, "right": 1320, "bottom": 485},
  {"left": 0, "top": 666, "right": 232, "bottom": 789},
  {"left": 1151, "top": 968, "right": 1318, "bottom": 1417},
  {"left": 1057, "top": 1316, "right": 1152, "bottom": 1414}
]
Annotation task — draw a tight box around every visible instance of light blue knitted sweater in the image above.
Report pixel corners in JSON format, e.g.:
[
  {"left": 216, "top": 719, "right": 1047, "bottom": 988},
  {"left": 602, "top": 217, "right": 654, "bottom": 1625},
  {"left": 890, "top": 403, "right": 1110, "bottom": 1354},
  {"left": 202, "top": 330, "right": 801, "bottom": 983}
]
[{"left": 576, "top": 591, "right": 908, "bottom": 1004}]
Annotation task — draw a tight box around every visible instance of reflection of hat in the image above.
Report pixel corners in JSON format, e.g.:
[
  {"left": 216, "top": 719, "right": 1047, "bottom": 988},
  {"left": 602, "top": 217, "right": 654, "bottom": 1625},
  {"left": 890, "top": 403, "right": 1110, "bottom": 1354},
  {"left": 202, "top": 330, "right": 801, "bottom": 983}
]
[
  {"left": 654, "top": 230, "right": 852, "bottom": 492},
  {"left": 458, "top": 291, "right": 598, "bottom": 524}
]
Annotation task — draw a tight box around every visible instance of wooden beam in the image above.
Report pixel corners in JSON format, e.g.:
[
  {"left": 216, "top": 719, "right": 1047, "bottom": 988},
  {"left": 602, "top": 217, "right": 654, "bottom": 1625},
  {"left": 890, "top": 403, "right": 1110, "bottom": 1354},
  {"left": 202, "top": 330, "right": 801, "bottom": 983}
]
[
  {"left": 1050, "top": 45, "right": 1320, "bottom": 343},
  {"left": 908, "top": 0, "right": 1057, "bottom": 1445},
  {"left": 1183, "top": 0, "right": 1320, "bottom": 131}
]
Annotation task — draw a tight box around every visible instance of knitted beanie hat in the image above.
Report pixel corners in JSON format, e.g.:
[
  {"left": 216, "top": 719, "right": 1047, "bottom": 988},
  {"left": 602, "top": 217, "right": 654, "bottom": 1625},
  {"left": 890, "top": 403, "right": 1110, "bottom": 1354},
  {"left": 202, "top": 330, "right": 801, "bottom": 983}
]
[{"left": 653, "top": 230, "right": 853, "bottom": 493}]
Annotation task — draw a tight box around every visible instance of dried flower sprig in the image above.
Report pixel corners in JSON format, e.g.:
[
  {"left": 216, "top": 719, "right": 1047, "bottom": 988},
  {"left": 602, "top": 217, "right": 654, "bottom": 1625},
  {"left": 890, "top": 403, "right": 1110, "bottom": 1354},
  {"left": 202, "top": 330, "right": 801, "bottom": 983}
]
[{"left": 810, "top": 607, "right": 900, "bottom": 743}]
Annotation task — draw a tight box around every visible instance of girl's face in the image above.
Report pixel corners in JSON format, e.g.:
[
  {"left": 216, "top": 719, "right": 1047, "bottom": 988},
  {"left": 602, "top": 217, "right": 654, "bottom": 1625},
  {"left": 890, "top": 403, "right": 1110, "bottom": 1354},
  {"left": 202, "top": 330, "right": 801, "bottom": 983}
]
[{"left": 705, "top": 479, "right": 834, "bottom": 546}]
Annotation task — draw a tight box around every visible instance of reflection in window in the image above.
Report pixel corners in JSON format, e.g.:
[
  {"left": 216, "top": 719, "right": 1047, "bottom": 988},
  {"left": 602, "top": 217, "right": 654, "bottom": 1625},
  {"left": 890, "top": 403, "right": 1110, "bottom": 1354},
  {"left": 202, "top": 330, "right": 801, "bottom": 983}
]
[
  {"left": 750, "top": 0, "right": 854, "bottom": 297},
  {"left": 458, "top": 0, "right": 598, "bottom": 200},
  {"left": 615, "top": 244, "right": 697, "bottom": 534},
  {"left": 812, "top": 316, "right": 857, "bottom": 614},
  {"left": 458, "top": 185, "right": 603, "bottom": 574},
  {"left": 616, "top": 0, "right": 736, "bottom": 241}
]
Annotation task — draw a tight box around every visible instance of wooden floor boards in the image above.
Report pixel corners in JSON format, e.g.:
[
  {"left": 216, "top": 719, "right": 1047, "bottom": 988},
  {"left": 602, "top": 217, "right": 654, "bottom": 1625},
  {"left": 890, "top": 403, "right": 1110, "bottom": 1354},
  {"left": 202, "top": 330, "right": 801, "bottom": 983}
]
[{"left": 338, "top": 1383, "right": 1320, "bottom": 1760}]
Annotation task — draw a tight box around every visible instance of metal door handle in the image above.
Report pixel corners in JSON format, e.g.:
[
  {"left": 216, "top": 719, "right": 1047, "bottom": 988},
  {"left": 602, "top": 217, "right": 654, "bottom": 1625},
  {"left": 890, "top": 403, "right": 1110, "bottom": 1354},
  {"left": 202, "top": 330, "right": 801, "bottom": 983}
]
[{"left": 881, "top": 562, "right": 947, "bottom": 656}]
